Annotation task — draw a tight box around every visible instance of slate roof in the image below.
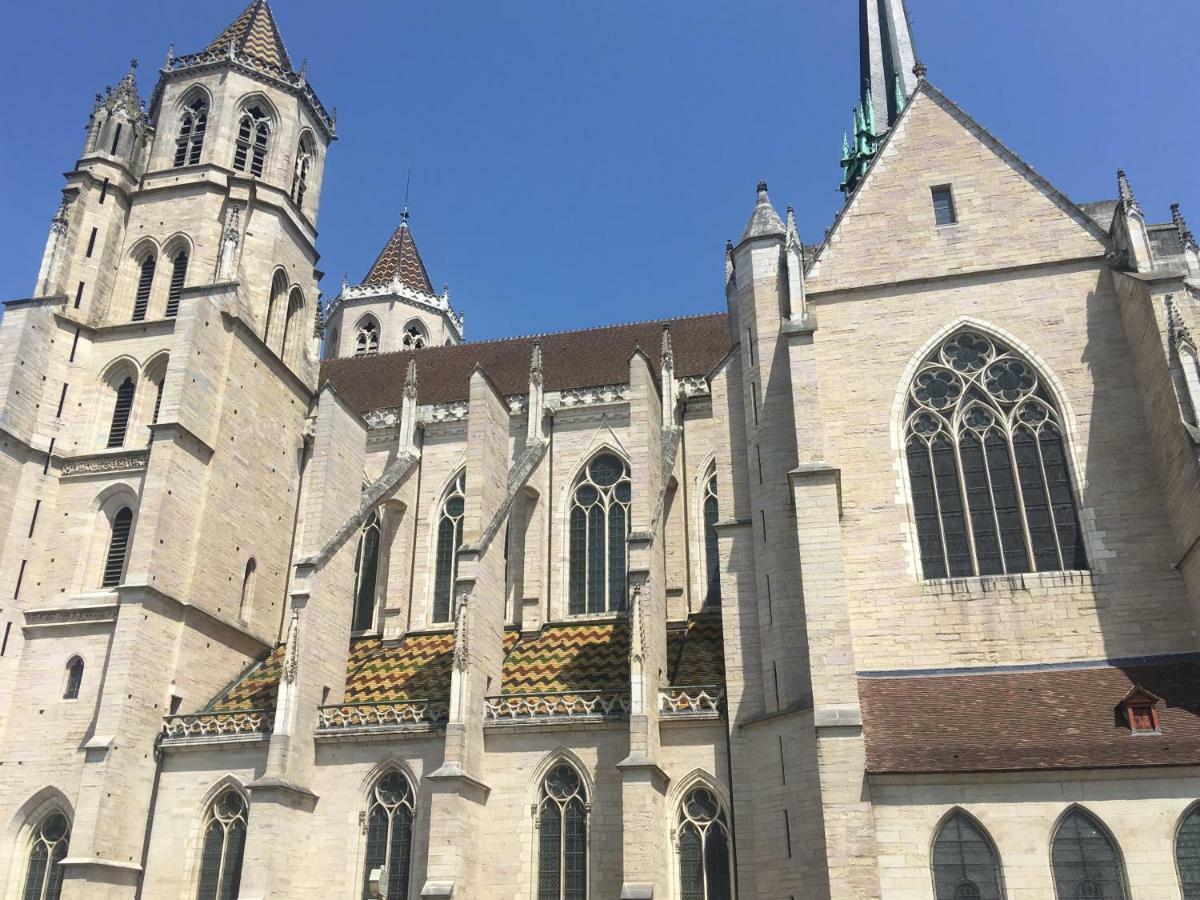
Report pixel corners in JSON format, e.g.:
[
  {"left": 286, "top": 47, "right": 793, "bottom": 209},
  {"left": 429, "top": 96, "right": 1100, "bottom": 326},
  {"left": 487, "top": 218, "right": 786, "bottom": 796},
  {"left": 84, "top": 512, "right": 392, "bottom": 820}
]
[
  {"left": 859, "top": 660, "right": 1200, "bottom": 775},
  {"left": 362, "top": 221, "right": 435, "bottom": 293},
  {"left": 206, "top": 0, "right": 293, "bottom": 72},
  {"left": 320, "top": 312, "right": 730, "bottom": 412}
]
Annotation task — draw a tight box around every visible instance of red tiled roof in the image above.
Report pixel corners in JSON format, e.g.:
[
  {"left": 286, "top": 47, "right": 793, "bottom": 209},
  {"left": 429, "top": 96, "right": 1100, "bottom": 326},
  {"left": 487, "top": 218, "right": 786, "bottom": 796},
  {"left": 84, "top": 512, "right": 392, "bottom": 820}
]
[
  {"left": 859, "top": 661, "right": 1200, "bottom": 775},
  {"left": 320, "top": 312, "right": 730, "bottom": 412},
  {"left": 362, "top": 222, "right": 434, "bottom": 293},
  {"left": 206, "top": 0, "right": 292, "bottom": 71}
]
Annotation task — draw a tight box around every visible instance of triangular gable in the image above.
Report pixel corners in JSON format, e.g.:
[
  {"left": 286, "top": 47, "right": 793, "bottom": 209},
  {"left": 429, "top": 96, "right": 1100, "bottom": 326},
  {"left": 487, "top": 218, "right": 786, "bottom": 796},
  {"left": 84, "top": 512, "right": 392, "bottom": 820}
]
[{"left": 806, "top": 81, "right": 1110, "bottom": 295}]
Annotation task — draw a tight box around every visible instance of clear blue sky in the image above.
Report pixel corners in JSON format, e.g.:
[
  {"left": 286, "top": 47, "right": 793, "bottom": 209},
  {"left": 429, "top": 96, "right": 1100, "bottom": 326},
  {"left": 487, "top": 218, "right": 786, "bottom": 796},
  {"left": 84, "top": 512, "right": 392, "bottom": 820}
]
[{"left": 1, "top": 0, "right": 1195, "bottom": 340}]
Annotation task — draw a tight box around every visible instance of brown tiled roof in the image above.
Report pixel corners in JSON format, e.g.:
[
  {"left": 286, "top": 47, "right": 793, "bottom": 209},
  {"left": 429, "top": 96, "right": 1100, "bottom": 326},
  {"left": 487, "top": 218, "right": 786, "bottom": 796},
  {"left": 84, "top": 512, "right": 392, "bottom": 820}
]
[
  {"left": 666, "top": 611, "right": 725, "bottom": 686},
  {"left": 500, "top": 622, "right": 630, "bottom": 694},
  {"left": 859, "top": 660, "right": 1200, "bottom": 775},
  {"left": 362, "top": 222, "right": 434, "bottom": 293},
  {"left": 206, "top": 0, "right": 293, "bottom": 72},
  {"left": 344, "top": 633, "right": 455, "bottom": 702},
  {"left": 320, "top": 312, "right": 730, "bottom": 412}
]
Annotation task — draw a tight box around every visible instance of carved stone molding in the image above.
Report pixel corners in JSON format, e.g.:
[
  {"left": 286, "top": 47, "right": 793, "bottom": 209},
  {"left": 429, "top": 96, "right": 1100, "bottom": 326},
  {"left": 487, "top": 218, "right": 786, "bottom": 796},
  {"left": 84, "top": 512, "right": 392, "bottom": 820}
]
[
  {"left": 59, "top": 451, "right": 148, "bottom": 478},
  {"left": 678, "top": 376, "right": 711, "bottom": 399},
  {"left": 24, "top": 605, "right": 118, "bottom": 628},
  {"left": 554, "top": 384, "right": 630, "bottom": 409},
  {"left": 421, "top": 401, "right": 470, "bottom": 424}
]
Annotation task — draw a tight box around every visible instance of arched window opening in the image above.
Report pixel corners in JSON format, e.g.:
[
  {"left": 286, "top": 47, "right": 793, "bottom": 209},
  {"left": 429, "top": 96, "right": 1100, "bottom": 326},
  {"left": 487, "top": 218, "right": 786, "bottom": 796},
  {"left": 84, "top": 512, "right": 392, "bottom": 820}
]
[
  {"left": 568, "top": 453, "right": 631, "bottom": 615},
  {"left": 1177, "top": 343, "right": 1200, "bottom": 427},
  {"left": 102, "top": 506, "right": 134, "bottom": 588},
  {"left": 233, "top": 106, "right": 270, "bottom": 177},
  {"left": 152, "top": 377, "right": 165, "bottom": 426},
  {"left": 22, "top": 811, "right": 70, "bottom": 900},
  {"left": 166, "top": 250, "right": 188, "bottom": 317},
  {"left": 677, "top": 786, "right": 732, "bottom": 900},
  {"left": 1179, "top": 805, "right": 1200, "bottom": 900},
  {"left": 107, "top": 376, "right": 136, "bottom": 448},
  {"left": 362, "top": 771, "right": 416, "bottom": 900},
  {"left": 905, "top": 331, "right": 1087, "bottom": 579},
  {"left": 239, "top": 558, "right": 257, "bottom": 621},
  {"left": 280, "top": 289, "right": 303, "bottom": 364},
  {"left": 174, "top": 97, "right": 207, "bottom": 167},
  {"left": 1051, "top": 809, "right": 1127, "bottom": 900},
  {"left": 537, "top": 763, "right": 588, "bottom": 900},
  {"left": 132, "top": 254, "right": 155, "bottom": 321},
  {"left": 356, "top": 318, "right": 380, "bottom": 357},
  {"left": 196, "top": 789, "right": 247, "bottom": 900},
  {"left": 63, "top": 657, "right": 84, "bottom": 700},
  {"left": 265, "top": 271, "right": 288, "bottom": 345},
  {"left": 702, "top": 469, "right": 721, "bottom": 606},
  {"left": 433, "top": 473, "right": 466, "bottom": 623},
  {"left": 352, "top": 512, "right": 381, "bottom": 632},
  {"left": 292, "top": 136, "right": 313, "bottom": 207},
  {"left": 932, "top": 812, "right": 1003, "bottom": 900},
  {"left": 402, "top": 323, "right": 427, "bottom": 350}
]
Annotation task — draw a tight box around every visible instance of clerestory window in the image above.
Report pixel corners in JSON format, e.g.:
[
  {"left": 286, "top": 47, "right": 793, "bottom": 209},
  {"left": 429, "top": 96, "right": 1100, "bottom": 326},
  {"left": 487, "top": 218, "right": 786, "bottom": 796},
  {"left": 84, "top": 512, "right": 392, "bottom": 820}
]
[
  {"left": 677, "top": 787, "right": 733, "bottom": 900},
  {"left": 362, "top": 771, "right": 416, "bottom": 900},
  {"left": 174, "top": 97, "right": 208, "bottom": 167},
  {"left": 351, "top": 511, "right": 381, "bottom": 632},
  {"left": 568, "top": 454, "right": 630, "bottom": 615},
  {"left": 233, "top": 106, "right": 270, "bottom": 177},
  {"left": 537, "top": 763, "right": 588, "bottom": 900},
  {"left": 702, "top": 468, "right": 721, "bottom": 606},
  {"left": 432, "top": 472, "right": 466, "bottom": 623}
]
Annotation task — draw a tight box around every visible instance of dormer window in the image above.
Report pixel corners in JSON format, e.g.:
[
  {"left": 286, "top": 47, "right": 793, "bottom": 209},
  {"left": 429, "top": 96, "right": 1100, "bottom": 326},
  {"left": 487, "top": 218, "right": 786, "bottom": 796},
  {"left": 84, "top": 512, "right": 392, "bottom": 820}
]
[{"left": 1118, "top": 686, "right": 1162, "bottom": 735}]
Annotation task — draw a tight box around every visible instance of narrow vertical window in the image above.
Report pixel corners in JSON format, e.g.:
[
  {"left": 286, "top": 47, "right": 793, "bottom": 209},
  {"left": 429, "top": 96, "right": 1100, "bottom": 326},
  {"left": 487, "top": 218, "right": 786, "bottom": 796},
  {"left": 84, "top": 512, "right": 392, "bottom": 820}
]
[
  {"left": 233, "top": 106, "right": 270, "bottom": 177},
  {"left": 677, "top": 787, "right": 732, "bottom": 900},
  {"left": 280, "top": 289, "right": 303, "bottom": 364},
  {"left": 174, "top": 97, "right": 208, "bottom": 167},
  {"left": 351, "top": 512, "right": 381, "bottom": 631},
  {"left": 152, "top": 379, "right": 165, "bottom": 426},
  {"left": 63, "top": 657, "right": 84, "bottom": 700},
  {"left": 433, "top": 473, "right": 466, "bottom": 623},
  {"left": 196, "top": 790, "right": 247, "bottom": 900},
  {"left": 86, "top": 227, "right": 97, "bottom": 258},
  {"left": 291, "top": 135, "right": 313, "bottom": 207},
  {"left": 932, "top": 185, "right": 957, "bottom": 226},
  {"left": 239, "top": 558, "right": 256, "bottom": 621},
  {"left": 102, "top": 507, "right": 133, "bottom": 588},
  {"left": 568, "top": 454, "right": 631, "bottom": 615},
  {"left": 703, "top": 469, "right": 721, "bottom": 605},
  {"left": 537, "top": 763, "right": 588, "bottom": 900},
  {"left": 99, "top": 178, "right": 109, "bottom": 204},
  {"left": 355, "top": 317, "right": 380, "bottom": 357},
  {"left": 166, "top": 251, "right": 188, "bottom": 317},
  {"left": 1177, "top": 804, "right": 1200, "bottom": 900},
  {"left": 21, "top": 812, "right": 70, "bottom": 900},
  {"left": 362, "top": 771, "right": 415, "bottom": 900},
  {"left": 932, "top": 811, "right": 1003, "bottom": 900},
  {"left": 1051, "top": 809, "right": 1128, "bottom": 900},
  {"left": 132, "top": 254, "right": 155, "bottom": 321},
  {"left": 109, "top": 123, "right": 122, "bottom": 156},
  {"left": 74, "top": 282, "right": 84, "bottom": 309},
  {"left": 265, "top": 272, "right": 288, "bottom": 346},
  {"left": 107, "top": 377, "right": 136, "bottom": 448}
]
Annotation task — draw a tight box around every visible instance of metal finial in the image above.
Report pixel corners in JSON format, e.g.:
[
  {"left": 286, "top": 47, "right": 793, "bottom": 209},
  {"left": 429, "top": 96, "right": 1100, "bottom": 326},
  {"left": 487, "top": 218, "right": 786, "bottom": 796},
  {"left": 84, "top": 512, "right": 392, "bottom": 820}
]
[
  {"left": 130, "top": 58, "right": 139, "bottom": 71},
  {"left": 757, "top": 180, "right": 768, "bottom": 193},
  {"left": 913, "top": 60, "right": 928, "bottom": 79}
]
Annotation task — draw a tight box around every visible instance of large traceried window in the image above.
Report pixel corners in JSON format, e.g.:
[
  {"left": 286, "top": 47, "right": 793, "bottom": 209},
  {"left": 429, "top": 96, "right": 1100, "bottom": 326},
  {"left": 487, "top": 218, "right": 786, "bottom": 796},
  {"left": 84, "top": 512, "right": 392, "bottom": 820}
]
[
  {"left": 568, "top": 453, "right": 631, "bottom": 615},
  {"left": 197, "top": 789, "right": 247, "bottom": 900},
  {"left": 22, "top": 811, "right": 70, "bottom": 900},
  {"left": 233, "top": 106, "right": 270, "bottom": 177},
  {"left": 351, "top": 511, "right": 381, "bottom": 632},
  {"left": 931, "top": 812, "right": 1003, "bottom": 900},
  {"left": 433, "top": 473, "right": 466, "bottom": 623},
  {"left": 362, "top": 771, "right": 415, "bottom": 900},
  {"left": 676, "top": 787, "right": 732, "bottom": 900},
  {"left": 132, "top": 253, "right": 155, "bottom": 321},
  {"left": 102, "top": 507, "right": 133, "bottom": 588},
  {"left": 1051, "top": 809, "right": 1127, "bottom": 900},
  {"left": 174, "top": 97, "right": 208, "bottom": 167},
  {"left": 702, "top": 468, "right": 721, "bottom": 606},
  {"left": 905, "top": 331, "right": 1087, "bottom": 580},
  {"left": 356, "top": 318, "right": 380, "bottom": 357},
  {"left": 537, "top": 763, "right": 588, "bottom": 900},
  {"left": 1178, "top": 804, "right": 1200, "bottom": 899}
]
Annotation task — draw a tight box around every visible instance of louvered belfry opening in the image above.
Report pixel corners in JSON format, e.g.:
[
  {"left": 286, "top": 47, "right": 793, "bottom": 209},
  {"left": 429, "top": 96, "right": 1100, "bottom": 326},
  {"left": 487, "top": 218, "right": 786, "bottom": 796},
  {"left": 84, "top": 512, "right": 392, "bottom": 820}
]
[
  {"left": 132, "top": 255, "right": 155, "bottom": 321},
  {"left": 166, "top": 251, "right": 187, "bottom": 317},
  {"left": 106, "top": 377, "right": 136, "bottom": 448},
  {"left": 102, "top": 507, "right": 133, "bottom": 588}
]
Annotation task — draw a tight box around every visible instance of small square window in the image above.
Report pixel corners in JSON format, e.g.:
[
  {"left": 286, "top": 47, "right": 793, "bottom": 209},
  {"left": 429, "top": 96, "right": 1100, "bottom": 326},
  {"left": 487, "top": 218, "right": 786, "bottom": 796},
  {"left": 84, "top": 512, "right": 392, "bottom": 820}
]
[{"left": 932, "top": 186, "right": 958, "bottom": 226}]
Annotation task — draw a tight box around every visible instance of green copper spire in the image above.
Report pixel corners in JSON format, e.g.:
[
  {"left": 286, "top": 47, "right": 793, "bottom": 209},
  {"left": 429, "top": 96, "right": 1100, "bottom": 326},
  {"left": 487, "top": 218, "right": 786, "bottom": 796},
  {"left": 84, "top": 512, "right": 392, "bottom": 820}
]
[
  {"left": 893, "top": 73, "right": 906, "bottom": 118},
  {"left": 861, "top": 84, "right": 877, "bottom": 136},
  {"left": 841, "top": 129, "right": 850, "bottom": 164}
]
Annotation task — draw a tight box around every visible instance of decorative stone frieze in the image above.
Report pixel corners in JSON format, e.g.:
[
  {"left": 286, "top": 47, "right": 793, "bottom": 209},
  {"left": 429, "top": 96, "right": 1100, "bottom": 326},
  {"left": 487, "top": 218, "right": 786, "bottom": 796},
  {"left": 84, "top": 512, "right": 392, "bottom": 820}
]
[
  {"left": 160, "top": 711, "right": 271, "bottom": 745},
  {"left": 554, "top": 383, "right": 630, "bottom": 408},
  {"left": 58, "top": 450, "right": 149, "bottom": 478}
]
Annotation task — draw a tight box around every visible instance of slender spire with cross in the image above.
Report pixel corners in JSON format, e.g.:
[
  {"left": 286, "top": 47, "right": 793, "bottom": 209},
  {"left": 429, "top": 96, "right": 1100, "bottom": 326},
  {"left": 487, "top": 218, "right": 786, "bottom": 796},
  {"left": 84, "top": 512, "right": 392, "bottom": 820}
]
[{"left": 860, "top": 0, "right": 920, "bottom": 132}]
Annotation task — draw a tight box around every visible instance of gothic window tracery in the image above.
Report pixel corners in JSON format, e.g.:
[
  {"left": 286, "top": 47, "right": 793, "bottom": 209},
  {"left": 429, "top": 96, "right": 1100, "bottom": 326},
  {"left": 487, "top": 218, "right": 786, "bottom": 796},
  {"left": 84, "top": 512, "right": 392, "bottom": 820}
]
[
  {"left": 433, "top": 472, "right": 466, "bottom": 623},
  {"left": 196, "top": 789, "right": 247, "bottom": 900},
  {"left": 402, "top": 323, "right": 427, "bottom": 350},
  {"left": 101, "top": 506, "right": 133, "bottom": 588},
  {"left": 568, "top": 453, "right": 631, "bottom": 615},
  {"left": 1177, "top": 804, "right": 1200, "bottom": 899},
  {"left": 702, "top": 467, "right": 721, "bottom": 606},
  {"left": 904, "top": 331, "right": 1087, "bottom": 580},
  {"left": 362, "top": 771, "right": 416, "bottom": 900},
  {"left": 1051, "top": 809, "right": 1127, "bottom": 900},
  {"left": 233, "top": 106, "right": 270, "bottom": 177},
  {"left": 676, "top": 787, "right": 732, "bottom": 900},
  {"left": 537, "top": 763, "right": 588, "bottom": 900},
  {"left": 931, "top": 812, "right": 1003, "bottom": 900},
  {"left": 292, "top": 135, "right": 313, "bottom": 207},
  {"left": 356, "top": 318, "right": 380, "bottom": 357},
  {"left": 174, "top": 97, "right": 207, "bottom": 167},
  {"left": 21, "top": 811, "right": 70, "bottom": 900},
  {"left": 63, "top": 657, "right": 84, "bottom": 700},
  {"left": 352, "top": 511, "right": 381, "bottom": 632}
]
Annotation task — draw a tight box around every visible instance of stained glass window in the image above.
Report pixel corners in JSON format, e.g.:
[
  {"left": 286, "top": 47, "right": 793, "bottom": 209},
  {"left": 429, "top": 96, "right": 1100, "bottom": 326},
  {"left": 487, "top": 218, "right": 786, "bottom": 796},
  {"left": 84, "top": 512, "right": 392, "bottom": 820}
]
[
  {"left": 677, "top": 787, "right": 732, "bottom": 900},
  {"left": 906, "top": 331, "right": 1087, "bottom": 579},
  {"left": 568, "top": 454, "right": 631, "bottom": 615},
  {"left": 931, "top": 812, "right": 1003, "bottom": 900},
  {"left": 351, "top": 512, "right": 381, "bottom": 632},
  {"left": 22, "top": 812, "right": 69, "bottom": 900},
  {"left": 1051, "top": 809, "right": 1127, "bottom": 900},
  {"left": 362, "top": 771, "right": 416, "bottom": 900},
  {"left": 1177, "top": 805, "right": 1200, "bottom": 900},
  {"left": 702, "top": 469, "right": 721, "bottom": 606},
  {"left": 196, "top": 789, "right": 247, "bottom": 900},
  {"left": 538, "top": 764, "right": 588, "bottom": 900},
  {"left": 433, "top": 472, "right": 466, "bottom": 623}
]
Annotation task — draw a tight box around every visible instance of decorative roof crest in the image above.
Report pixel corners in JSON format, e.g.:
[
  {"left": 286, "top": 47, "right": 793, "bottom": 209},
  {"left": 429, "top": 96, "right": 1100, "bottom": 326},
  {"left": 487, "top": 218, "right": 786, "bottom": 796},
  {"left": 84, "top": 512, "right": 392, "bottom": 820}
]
[
  {"left": 1172, "top": 204, "right": 1199, "bottom": 253},
  {"left": 1117, "top": 169, "right": 1142, "bottom": 217}
]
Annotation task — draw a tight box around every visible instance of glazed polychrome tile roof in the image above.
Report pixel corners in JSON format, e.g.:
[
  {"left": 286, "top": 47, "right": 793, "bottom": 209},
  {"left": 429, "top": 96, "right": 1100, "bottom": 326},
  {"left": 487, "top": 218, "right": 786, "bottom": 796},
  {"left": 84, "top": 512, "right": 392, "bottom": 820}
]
[
  {"left": 344, "top": 633, "right": 456, "bottom": 702},
  {"left": 204, "top": 642, "right": 287, "bottom": 713},
  {"left": 362, "top": 221, "right": 435, "bottom": 293},
  {"left": 666, "top": 611, "right": 725, "bottom": 686},
  {"left": 206, "top": 0, "right": 293, "bottom": 72},
  {"left": 500, "top": 622, "right": 631, "bottom": 694}
]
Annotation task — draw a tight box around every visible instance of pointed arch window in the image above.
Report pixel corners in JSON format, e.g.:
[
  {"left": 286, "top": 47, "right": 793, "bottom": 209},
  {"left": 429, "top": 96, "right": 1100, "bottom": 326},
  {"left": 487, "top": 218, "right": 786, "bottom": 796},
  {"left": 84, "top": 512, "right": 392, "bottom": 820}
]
[
  {"left": 174, "top": 97, "right": 208, "bottom": 167},
  {"left": 402, "top": 323, "right": 427, "bottom": 350},
  {"left": 63, "top": 657, "right": 84, "bottom": 700},
  {"left": 702, "top": 468, "right": 721, "bottom": 606},
  {"left": 102, "top": 506, "right": 133, "bottom": 588},
  {"left": 905, "top": 331, "right": 1087, "bottom": 579},
  {"left": 433, "top": 472, "right": 466, "bottom": 623},
  {"left": 537, "top": 763, "right": 588, "bottom": 900},
  {"left": 265, "top": 272, "right": 288, "bottom": 345},
  {"left": 280, "top": 289, "right": 303, "bottom": 364},
  {"left": 233, "top": 106, "right": 270, "bottom": 177},
  {"left": 166, "top": 250, "right": 188, "bottom": 317},
  {"left": 362, "top": 771, "right": 416, "bottom": 900},
  {"left": 676, "top": 786, "right": 732, "bottom": 900},
  {"left": 1177, "top": 804, "right": 1200, "bottom": 899},
  {"left": 352, "top": 511, "right": 381, "bottom": 632},
  {"left": 292, "top": 135, "right": 313, "bottom": 207},
  {"left": 22, "top": 811, "right": 70, "bottom": 900},
  {"left": 356, "top": 318, "right": 380, "bottom": 357},
  {"left": 196, "top": 789, "right": 247, "bottom": 900},
  {"left": 568, "top": 453, "right": 631, "bottom": 615},
  {"left": 1051, "top": 809, "right": 1127, "bottom": 900},
  {"left": 132, "top": 253, "right": 155, "bottom": 321},
  {"left": 107, "top": 376, "right": 136, "bottom": 448},
  {"left": 932, "top": 812, "right": 1003, "bottom": 900}
]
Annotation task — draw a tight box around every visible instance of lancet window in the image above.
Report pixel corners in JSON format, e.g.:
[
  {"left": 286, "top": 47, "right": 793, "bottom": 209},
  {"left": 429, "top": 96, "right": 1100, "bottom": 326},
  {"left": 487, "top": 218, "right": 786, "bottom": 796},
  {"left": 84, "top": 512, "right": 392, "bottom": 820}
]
[
  {"left": 132, "top": 253, "right": 155, "bottom": 321},
  {"left": 362, "top": 771, "right": 416, "bottom": 900},
  {"left": 676, "top": 787, "right": 732, "bottom": 900},
  {"left": 1051, "top": 809, "right": 1127, "bottom": 900},
  {"left": 22, "top": 811, "right": 70, "bottom": 900},
  {"left": 107, "top": 376, "right": 136, "bottom": 448},
  {"left": 351, "top": 511, "right": 381, "bottom": 632},
  {"left": 905, "top": 331, "right": 1087, "bottom": 579},
  {"left": 568, "top": 453, "right": 631, "bottom": 615},
  {"left": 292, "top": 135, "right": 313, "bottom": 207},
  {"left": 197, "top": 789, "right": 247, "bottom": 900},
  {"left": 63, "top": 657, "right": 84, "bottom": 700},
  {"left": 537, "top": 763, "right": 588, "bottom": 900},
  {"left": 702, "top": 468, "right": 721, "bottom": 605},
  {"left": 432, "top": 472, "right": 466, "bottom": 623},
  {"left": 931, "top": 812, "right": 1003, "bottom": 900},
  {"left": 1178, "top": 804, "right": 1200, "bottom": 900},
  {"left": 174, "top": 97, "right": 207, "bottom": 167},
  {"left": 101, "top": 506, "right": 133, "bottom": 588},
  {"left": 233, "top": 106, "right": 270, "bottom": 177},
  {"left": 356, "top": 318, "right": 380, "bottom": 357}
]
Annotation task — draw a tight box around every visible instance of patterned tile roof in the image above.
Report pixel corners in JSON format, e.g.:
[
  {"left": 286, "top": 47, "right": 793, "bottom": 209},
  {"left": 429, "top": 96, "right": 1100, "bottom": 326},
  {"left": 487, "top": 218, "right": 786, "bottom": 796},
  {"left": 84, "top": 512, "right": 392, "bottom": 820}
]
[
  {"left": 206, "top": 0, "right": 293, "bottom": 72},
  {"left": 204, "top": 643, "right": 287, "bottom": 713},
  {"left": 344, "top": 632, "right": 456, "bottom": 702},
  {"left": 860, "top": 660, "right": 1200, "bottom": 775},
  {"left": 362, "top": 221, "right": 434, "bottom": 293},
  {"left": 666, "top": 611, "right": 725, "bottom": 686},
  {"left": 500, "top": 622, "right": 630, "bottom": 694}
]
